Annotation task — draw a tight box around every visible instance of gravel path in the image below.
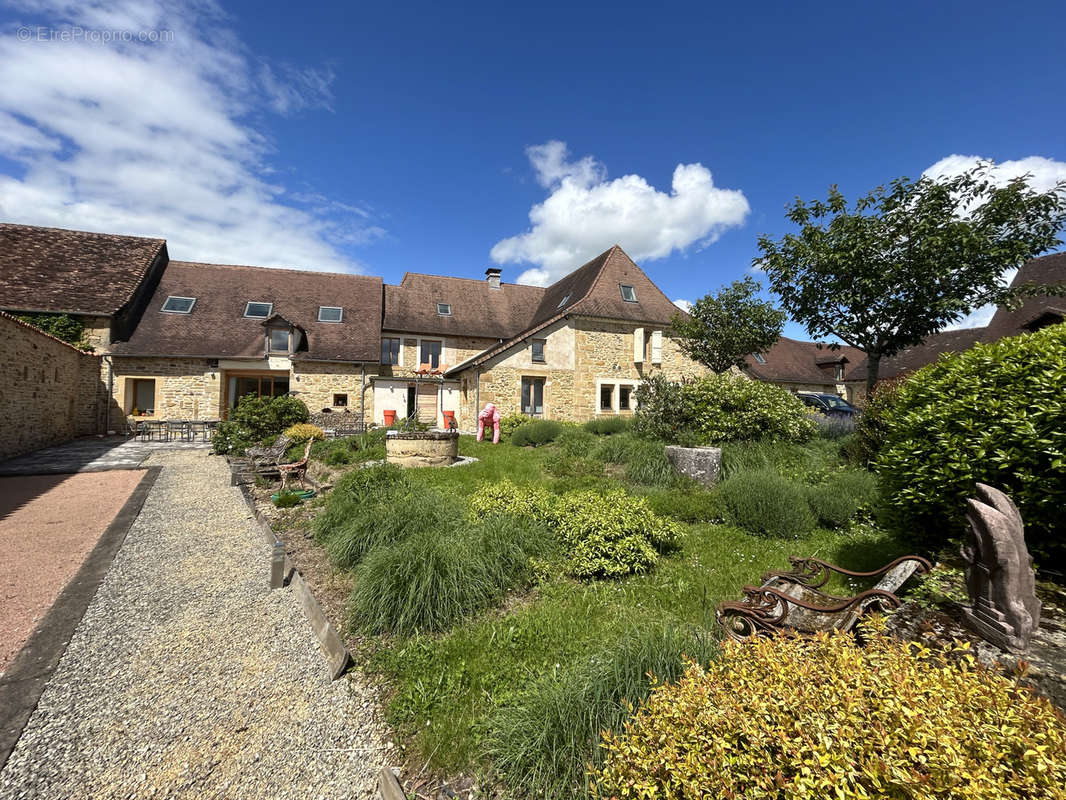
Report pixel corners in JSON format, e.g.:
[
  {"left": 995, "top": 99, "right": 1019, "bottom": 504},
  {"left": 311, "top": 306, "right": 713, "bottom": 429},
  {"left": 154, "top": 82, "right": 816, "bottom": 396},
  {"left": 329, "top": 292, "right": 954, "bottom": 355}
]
[{"left": 0, "top": 450, "right": 388, "bottom": 800}]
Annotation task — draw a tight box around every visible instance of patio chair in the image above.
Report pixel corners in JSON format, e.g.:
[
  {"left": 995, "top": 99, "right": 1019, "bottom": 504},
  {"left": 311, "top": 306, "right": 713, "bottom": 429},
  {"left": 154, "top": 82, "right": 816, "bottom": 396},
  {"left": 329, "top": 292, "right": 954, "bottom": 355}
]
[
  {"left": 187, "top": 420, "right": 208, "bottom": 442},
  {"left": 278, "top": 439, "right": 313, "bottom": 489},
  {"left": 716, "top": 555, "right": 932, "bottom": 642}
]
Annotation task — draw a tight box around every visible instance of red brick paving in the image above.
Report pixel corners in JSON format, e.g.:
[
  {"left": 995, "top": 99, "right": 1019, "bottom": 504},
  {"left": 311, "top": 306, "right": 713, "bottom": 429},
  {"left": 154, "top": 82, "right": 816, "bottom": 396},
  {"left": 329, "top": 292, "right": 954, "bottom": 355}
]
[{"left": 0, "top": 470, "right": 145, "bottom": 674}]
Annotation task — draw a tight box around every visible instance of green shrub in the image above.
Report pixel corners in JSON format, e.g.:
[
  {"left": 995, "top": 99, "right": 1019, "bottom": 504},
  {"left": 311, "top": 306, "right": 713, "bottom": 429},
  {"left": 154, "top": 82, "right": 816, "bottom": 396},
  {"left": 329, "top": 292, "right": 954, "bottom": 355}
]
[
  {"left": 591, "top": 432, "right": 643, "bottom": 464},
  {"left": 511, "top": 419, "right": 563, "bottom": 447},
  {"left": 622, "top": 440, "right": 682, "bottom": 488},
  {"left": 642, "top": 490, "right": 724, "bottom": 523},
  {"left": 720, "top": 437, "right": 840, "bottom": 481},
  {"left": 272, "top": 490, "right": 304, "bottom": 508},
  {"left": 324, "top": 447, "right": 353, "bottom": 466},
  {"left": 486, "top": 623, "right": 717, "bottom": 800},
  {"left": 544, "top": 451, "right": 606, "bottom": 479},
  {"left": 852, "top": 376, "right": 905, "bottom": 465},
  {"left": 550, "top": 490, "right": 681, "bottom": 578},
  {"left": 17, "top": 312, "right": 89, "bottom": 349},
  {"left": 211, "top": 395, "right": 311, "bottom": 454},
  {"left": 633, "top": 373, "right": 816, "bottom": 444},
  {"left": 594, "top": 625, "right": 1066, "bottom": 800},
  {"left": 804, "top": 470, "right": 878, "bottom": 528},
  {"left": 876, "top": 325, "right": 1066, "bottom": 563},
  {"left": 499, "top": 413, "right": 530, "bottom": 439},
  {"left": 349, "top": 513, "right": 551, "bottom": 635},
  {"left": 470, "top": 482, "right": 680, "bottom": 578},
  {"left": 555, "top": 428, "right": 598, "bottom": 457},
  {"left": 717, "top": 469, "right": 815, "bottom": 537},
  {"left": 583, "top": 416, "right": 630, "bottom": 435}
]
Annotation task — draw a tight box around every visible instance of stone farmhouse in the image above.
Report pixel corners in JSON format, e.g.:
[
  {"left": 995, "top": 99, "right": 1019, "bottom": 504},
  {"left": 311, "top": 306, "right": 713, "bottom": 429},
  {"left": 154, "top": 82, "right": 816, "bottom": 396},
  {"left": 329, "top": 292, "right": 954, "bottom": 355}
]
[{"left": 0, "top": 223, "right": 709, "bottom": 432}]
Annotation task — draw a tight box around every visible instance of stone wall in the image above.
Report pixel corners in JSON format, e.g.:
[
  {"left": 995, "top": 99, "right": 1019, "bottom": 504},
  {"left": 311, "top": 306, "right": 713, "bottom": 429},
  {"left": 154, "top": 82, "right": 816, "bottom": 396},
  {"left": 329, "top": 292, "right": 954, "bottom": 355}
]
[
  {"left": 292, "top": 361, "right": 375, "bottom": 426},
  {"left": 109, "top": 357, "right": 221, "bottom": 427},
  {"left": 0, "top": 312, "right": 104, "bottom": 460}
]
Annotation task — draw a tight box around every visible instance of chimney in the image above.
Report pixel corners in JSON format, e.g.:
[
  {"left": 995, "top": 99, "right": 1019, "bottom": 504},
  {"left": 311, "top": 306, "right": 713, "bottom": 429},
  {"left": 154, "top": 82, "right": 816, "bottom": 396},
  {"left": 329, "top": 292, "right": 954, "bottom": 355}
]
[{"left": 485, "top": 267, "right": 502, "bottom": 289}]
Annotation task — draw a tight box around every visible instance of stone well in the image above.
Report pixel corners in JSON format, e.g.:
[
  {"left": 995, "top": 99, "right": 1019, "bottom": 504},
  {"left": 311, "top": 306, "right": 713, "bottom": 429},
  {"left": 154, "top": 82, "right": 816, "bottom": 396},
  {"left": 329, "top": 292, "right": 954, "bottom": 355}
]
[{"left": 385, "top": 431, "right": 460, "bottom": 467}]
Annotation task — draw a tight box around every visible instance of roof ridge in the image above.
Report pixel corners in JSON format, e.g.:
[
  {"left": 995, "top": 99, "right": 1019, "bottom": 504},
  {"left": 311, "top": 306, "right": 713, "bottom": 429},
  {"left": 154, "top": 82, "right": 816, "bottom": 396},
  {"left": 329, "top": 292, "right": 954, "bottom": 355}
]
[
  {"left": 168, "top": 260, "right": 381, "bottom": 281},
  {"left": 0, "top": 222, "right": 166, "bottom": 243},
  {"left": 393, "top": 272, "right": 545, "bottom": 289}
]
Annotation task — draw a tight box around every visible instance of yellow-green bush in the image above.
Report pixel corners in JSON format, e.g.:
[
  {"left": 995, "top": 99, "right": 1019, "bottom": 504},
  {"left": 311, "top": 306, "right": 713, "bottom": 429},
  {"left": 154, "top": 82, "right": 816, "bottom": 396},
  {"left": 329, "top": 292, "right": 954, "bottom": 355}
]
[
  {"left": 283, "top": 422, "right": 325, "bottom": 443},
  {"left": 470, "top": 482, "right": 680, "bottom": 578},
  {"left": 595, "top": 624, "right": 1066, "bottom": 800}
]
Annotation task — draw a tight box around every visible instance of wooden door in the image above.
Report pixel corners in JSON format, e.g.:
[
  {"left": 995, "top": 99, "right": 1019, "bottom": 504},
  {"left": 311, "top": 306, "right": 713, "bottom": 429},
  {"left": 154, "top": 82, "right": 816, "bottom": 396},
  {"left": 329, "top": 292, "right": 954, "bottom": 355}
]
[{"left": 416, "top": 383, "right": 438, "bottom": 425}]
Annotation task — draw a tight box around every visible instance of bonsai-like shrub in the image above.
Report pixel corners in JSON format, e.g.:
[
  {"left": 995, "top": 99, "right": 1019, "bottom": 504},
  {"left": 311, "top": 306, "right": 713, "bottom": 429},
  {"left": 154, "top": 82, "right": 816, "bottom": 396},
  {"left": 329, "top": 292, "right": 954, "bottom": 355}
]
[
  {"left": 283, "top": 423, "right": 325, "bottom": 443},
  {"left": 633, "top": 373, "right": 816, "bottom": 444},
  {"left": 876, "top": 325, "right": 1066, "bottom": 562},
  {"left": 595, "top": 625, "right": 1066, "bottom": 799},
  {"left": 511, "top": 419, "right": 563, "bottom": 447},
  {"left": 717, "top": 469, "right": 815, "bottom": 537}
]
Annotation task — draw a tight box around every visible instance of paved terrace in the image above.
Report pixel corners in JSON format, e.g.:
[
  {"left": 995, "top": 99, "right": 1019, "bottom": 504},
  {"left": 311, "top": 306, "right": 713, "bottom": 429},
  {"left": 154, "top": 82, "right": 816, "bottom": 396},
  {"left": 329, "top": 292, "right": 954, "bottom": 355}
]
[
  {"left": 0, "top": 448, "right": 386, "bottom": 799},
  {"left": 0, "top": 436, "right": 209, "bottom": 475}
]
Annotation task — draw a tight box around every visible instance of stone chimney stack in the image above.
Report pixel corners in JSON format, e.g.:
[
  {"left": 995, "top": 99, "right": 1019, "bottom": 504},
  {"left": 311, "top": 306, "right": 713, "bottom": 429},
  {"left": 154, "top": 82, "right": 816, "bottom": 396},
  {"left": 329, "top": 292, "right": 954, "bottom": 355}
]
[{"left": 485, "top": 267, "right": 502, "bottom": 289}]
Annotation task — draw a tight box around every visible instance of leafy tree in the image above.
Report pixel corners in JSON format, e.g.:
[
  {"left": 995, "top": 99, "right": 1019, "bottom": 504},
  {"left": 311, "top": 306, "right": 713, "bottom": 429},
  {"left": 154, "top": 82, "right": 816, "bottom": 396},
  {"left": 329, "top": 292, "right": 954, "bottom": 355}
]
[
  {"left": 755, "top": 163, "right": 1066, "bottom": 393},
  {"left": 671, "top": 277, "right": 785, "bottom": 372},
  {"left": 16, "top": 312, "right": 90, "bottom": 349}
]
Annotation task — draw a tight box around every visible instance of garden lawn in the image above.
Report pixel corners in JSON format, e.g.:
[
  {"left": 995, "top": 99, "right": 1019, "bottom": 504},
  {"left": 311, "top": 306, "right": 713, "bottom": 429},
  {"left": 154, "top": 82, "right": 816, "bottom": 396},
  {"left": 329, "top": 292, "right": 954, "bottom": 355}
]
[{"left": 356, "top": 435, "right": 907, "bottom": 784}]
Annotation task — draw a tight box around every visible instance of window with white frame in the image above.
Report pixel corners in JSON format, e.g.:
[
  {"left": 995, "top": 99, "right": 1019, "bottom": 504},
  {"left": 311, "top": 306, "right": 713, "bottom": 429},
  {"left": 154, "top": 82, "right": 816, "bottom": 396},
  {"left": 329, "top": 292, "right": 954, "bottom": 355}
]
[
  {"left": 597, "top": 380, "right": 639, "bottom": 413},
  {"left": 268, "top": 328, "right": 290, "bottom": 353},
  {"left": 436, "top": 302, "right": 452, "bottom": 316},
  {"left": 599, "top": 384, "right": 614, "bottom": 411},
  {"left": 318, "top": 306, "right": 343, "bottom": 322},
  {"left": 161, "top": 296, "right": 196, "bottom": 313},
  {"left": 619, "top": 385, "right": 632, "bottom": 410},
  {"left": 619, "top": 284, "right": 637, "bottom": 303},
  {"left": 245, "top": 301, "right": 273, "bottom": 318}
]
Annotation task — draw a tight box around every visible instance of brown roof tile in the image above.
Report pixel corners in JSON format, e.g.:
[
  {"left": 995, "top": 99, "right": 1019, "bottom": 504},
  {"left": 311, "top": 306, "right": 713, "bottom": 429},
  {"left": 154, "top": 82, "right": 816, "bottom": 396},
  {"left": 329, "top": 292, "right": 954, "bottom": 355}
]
[
  {"left": 0, "top": 223, "right": 167, "bottom": 316},
  {"left": 383, "top": 273, "right": 545, "bottom": 339},
  {"left": 982, "top": 251, "right": 1066, "bottom": 342},
  {"left": 110, "top": 261, "right": 383, "bottom": 362},
  {"left": 844, "top": 328, "right": 984, "bottom": 382},
  {"left": 745, "top": 337, "right": 865, "bottom": 384}
]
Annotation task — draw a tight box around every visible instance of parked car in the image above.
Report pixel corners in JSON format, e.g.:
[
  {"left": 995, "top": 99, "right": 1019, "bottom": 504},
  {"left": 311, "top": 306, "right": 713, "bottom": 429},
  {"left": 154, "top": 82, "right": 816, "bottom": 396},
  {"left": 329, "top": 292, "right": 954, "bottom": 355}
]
[{"left": 796, "top": 392, "right": 859, "bottom": 417}]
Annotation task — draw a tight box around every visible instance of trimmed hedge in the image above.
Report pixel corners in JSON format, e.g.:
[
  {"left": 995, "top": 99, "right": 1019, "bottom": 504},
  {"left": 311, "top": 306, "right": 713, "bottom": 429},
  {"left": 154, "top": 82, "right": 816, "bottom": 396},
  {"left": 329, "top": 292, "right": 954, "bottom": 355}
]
[
  {"left": 876, "top": 324, "right": 1066, "bottom": 562},
  {"left": 633, "top": 373, "right": 816, "bottom": 444},
  {"left": 595, "top": 624, "right": 1066, "bottom": 799}
]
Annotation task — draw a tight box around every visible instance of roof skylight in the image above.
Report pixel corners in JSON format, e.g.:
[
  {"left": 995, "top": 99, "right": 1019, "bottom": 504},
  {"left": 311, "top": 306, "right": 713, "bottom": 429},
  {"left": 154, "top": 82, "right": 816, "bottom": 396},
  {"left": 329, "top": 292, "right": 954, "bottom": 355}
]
[
  {"left": 161, "top": 296, "right": 196, "bottom": 314},
  {"left": 437, "top": 302, "right": 452, "bottom": 316},
  {"left": 318, "top": 306, "right": 343, "bottom": 323},
  {"left": 557, "top": 293, "right": 572, "bottom": 309},
  {"left": 244, "top": 301, "right": 273, "bottom": 318},
  {"left": 619, "top": 284, "right": 637, "bottom": 303}
]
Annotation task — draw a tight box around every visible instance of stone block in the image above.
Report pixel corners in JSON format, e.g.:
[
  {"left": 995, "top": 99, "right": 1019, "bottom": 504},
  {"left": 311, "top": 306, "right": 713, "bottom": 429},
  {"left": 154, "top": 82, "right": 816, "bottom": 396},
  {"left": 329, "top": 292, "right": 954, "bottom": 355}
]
[{"left": 665, "top": 445, "right": 722, "bottom": 486}]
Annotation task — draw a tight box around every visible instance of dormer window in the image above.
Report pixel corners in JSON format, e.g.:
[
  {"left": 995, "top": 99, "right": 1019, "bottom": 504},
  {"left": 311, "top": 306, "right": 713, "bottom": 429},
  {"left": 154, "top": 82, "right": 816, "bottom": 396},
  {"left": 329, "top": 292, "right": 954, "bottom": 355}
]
[
  {"left": 245, "top": 301, "right": 273, "bottom": 318},
  {"left": 161, "top": 296, "right": 196, "bottom": 314},
  {"left": 268, "top": 328, "right": 290, "bottom": 353},
  {"left": 318, "top": 306, "right": 343, "bottom": 323},
  {"left": 437, "top": 303, "right": 452, "bottom": 316},
  {"left": 557, "top": 293, "right": 572, "bottom": 309},
  {"left": 620, "top": 284, "right": 637, "bottom": 303}
]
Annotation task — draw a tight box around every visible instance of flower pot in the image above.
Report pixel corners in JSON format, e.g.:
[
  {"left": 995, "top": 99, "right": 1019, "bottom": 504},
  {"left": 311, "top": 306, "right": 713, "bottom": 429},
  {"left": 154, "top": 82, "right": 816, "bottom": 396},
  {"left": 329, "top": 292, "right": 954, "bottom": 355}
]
[{"left": 383, "top": 409, "right": 397, "bottom": 426}]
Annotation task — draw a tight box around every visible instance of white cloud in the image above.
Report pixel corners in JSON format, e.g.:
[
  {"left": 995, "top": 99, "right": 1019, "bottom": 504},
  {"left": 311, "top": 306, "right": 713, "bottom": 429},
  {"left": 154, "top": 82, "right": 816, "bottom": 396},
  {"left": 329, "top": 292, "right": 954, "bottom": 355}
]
[
  {"left": 672, "top": 299, "right": 692, "bottom": 312},
  {"left": 924, "top": 154, "right": 1066, "bottom": 193},
  {"left": 491, "top": 141, "right": 749, "bottom": 286},
  {"left": 925, "top": 153, "right": 1066, "bottom": 329},
  {"left": 0, "top": 0, "right": 380, "bottom": 271}
]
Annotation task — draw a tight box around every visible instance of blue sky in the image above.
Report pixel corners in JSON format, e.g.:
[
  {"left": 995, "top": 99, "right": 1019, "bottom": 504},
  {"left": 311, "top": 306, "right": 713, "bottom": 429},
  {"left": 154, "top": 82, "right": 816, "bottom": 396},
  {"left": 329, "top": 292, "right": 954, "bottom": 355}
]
[{"left": 1, "top": 0, "right": 1064, "bottom": 338}]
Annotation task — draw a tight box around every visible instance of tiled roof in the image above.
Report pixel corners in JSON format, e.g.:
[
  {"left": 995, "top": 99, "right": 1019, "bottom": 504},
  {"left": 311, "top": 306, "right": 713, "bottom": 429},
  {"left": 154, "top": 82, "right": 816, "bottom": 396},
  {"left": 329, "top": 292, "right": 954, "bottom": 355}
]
[
  {"left": 383, "top": 273, "right": 545, "bottom": 339},
  {"left": 0, "top": 223, "right": 167, "bottom": 316},
  {"left": 844, "top": 328, "right": 984, "bottom": 382},
  {"left": 110, "top": 261, "right": 383, "bottom": 362},
  {"left": 982, "top": 251, "right": 1066, "bottom": 342},
  {"left": 745, "top": 337, "right": 865, "bottom": 384},
  {"left": 448, "top": 246, "right": 685, "bottom": 372}
]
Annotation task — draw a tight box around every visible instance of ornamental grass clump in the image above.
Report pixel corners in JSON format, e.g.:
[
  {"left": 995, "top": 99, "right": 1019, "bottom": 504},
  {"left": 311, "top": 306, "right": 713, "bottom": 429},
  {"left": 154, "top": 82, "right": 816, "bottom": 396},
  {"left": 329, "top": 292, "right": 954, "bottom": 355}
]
[
  {"left": 583, "top": 415, "right": 630, "bottom": 435},
  {"left": 511, "top": 419, "right": 563, "bottom": 447},
  {"left": 594, "top": 623, "right": 1066, "bottom": 800},
  {"left": 486, "top": 622, "right": 717, "bottom": 800}
]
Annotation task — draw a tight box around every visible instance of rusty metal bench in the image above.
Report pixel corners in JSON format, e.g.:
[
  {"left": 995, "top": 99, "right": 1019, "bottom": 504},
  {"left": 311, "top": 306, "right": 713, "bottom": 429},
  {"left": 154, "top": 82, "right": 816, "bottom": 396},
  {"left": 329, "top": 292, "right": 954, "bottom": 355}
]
[{"left": 716, "top": 555, "right": 932, "bottom": 642}]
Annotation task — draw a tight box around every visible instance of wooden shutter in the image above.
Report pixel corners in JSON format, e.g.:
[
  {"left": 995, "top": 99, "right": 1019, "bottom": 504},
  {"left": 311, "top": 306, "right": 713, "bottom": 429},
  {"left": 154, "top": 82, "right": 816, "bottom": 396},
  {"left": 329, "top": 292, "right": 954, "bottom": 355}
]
[
  {"left": 416, "top": 383, "right": 438, "bottom": 424},
  {"left": 650, "top": 330, "right": 662, "bottom": 364},
  {"left": 633, "top": 327, "right": 644, "bottom": 363}
]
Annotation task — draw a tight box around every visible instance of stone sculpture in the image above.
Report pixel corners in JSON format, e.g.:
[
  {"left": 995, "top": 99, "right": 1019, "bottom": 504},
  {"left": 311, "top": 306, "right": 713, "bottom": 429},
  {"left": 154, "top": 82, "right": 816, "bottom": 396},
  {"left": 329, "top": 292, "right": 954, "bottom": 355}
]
[{"left": 960, "top": 483, "right": 1041, "bottom": 654}]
